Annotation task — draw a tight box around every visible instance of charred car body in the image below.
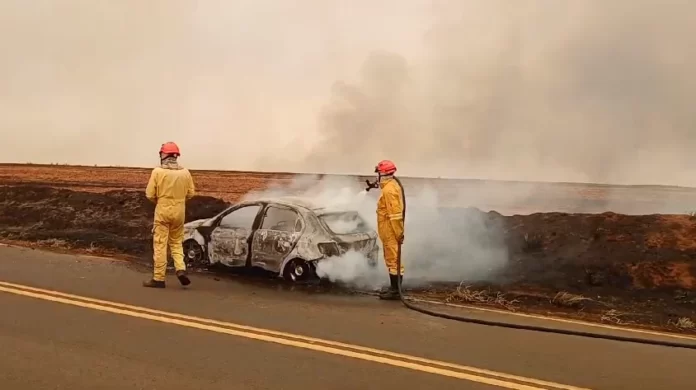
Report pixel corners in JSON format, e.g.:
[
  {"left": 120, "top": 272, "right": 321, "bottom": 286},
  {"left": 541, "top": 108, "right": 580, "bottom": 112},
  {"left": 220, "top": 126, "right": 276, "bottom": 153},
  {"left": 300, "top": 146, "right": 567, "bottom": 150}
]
[{"left": 182, "top": 197, "right": 378, "bottom": 281}]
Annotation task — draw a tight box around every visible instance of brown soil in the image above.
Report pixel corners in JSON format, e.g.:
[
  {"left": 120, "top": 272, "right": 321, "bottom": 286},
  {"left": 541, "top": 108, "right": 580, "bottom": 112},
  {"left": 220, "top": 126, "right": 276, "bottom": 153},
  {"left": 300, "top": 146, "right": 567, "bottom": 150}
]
[
  {"left": 3, "top": 163, "right": 696, "bottom": 214},
  {"left": 418, "top": 285, "right": 696, "bottom": 334},
  {"left": 0, "top": 185, "right": 229, "bottom": 256},
  {"left": 1, "top": 164, "right": 695, "bottom": 334},
  {"left": 0, "top": 163, "right": 293, "bottom": 202},
  {"left": 410, "top": 210, "right": 696, "bottom": 334},
  {"left": 501, "top": 212, "right": 696, "bottom": 292}
]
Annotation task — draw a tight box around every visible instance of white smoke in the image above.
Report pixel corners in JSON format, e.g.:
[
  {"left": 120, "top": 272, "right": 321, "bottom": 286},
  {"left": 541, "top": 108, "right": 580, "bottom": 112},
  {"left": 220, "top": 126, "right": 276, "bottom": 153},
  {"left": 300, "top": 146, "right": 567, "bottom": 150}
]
[
  {"left": 320, "top": 212, "right": 363, "bottom": 234},
  {"left": 243, "top": 175, "right": 509, "bottom": 290},
  {"left": 316, "top": 250, "right": 389, "bottom": 290}
]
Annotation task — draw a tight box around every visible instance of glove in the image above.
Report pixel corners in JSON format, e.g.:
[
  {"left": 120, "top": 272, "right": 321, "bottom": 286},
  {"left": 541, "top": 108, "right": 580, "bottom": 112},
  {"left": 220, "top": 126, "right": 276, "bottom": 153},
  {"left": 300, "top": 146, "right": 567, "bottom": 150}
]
[{"left": 390, "top": 219, "right": 405, "bottom": 245}]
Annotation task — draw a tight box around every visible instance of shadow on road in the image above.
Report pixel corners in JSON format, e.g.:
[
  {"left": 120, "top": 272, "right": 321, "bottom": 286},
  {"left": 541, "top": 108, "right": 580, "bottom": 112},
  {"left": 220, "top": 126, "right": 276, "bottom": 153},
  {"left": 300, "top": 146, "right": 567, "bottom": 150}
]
[{"left": 125, "top": 258, "right": 375, "bottom": 297}]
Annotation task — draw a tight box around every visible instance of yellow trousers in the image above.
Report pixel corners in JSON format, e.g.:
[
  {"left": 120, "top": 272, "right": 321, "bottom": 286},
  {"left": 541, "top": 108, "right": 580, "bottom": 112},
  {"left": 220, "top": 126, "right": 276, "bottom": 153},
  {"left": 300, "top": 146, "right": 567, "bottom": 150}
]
[
  {"left": 376, "top": 177, "right": 405, "bottom": 277},
  {"left": 378, "top": 217, "right": 404, "bottom": 276},
  {"left": 152, "top": 219, "right": 186, "bottom": 281}
]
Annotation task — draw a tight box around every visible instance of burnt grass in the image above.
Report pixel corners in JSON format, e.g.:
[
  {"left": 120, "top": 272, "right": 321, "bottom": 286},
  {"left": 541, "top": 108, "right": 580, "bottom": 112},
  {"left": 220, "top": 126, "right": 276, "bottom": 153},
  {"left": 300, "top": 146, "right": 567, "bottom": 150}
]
[
  {"left": 0, "top": 184, "right": 229, "bottom": 257},
  {"left": 1, "top": 184, "right": 695, "bottom": 333}
]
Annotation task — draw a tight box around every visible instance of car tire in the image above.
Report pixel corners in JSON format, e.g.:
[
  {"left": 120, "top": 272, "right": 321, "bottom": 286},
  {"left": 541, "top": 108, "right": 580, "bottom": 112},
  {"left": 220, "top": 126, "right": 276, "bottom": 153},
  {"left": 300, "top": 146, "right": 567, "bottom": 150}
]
[
  {"left": 184, "top": 240, "right": 208, "bottom": 268},
  {"left": 282, "top": 258, "right": 314, "bottom": 283}
]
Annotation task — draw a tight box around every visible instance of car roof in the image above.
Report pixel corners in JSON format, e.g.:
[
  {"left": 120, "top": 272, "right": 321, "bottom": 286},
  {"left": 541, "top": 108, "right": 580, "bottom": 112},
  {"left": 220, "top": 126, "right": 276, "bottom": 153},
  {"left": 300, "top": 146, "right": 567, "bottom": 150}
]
[{"left": 240, "top": 196, "right": 323, "bottom": 211}]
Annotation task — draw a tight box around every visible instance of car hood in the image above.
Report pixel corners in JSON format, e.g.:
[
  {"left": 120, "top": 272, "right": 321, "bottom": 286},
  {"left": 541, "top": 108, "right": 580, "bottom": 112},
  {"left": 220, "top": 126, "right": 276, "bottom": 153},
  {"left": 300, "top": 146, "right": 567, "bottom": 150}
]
[{"left": 184, "top": 219, "right": 208, "bottom": 229}]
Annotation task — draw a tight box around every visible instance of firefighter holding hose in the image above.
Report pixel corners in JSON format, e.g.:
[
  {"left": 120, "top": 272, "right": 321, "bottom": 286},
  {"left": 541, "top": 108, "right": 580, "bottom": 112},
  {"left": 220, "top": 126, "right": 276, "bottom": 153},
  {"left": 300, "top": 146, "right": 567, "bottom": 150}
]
[
  {"left": 143, "top": 142, "right": 196, "bottom": 288},
  {"left": 370, "top": 160, "right": 405, "bottom": 300}
]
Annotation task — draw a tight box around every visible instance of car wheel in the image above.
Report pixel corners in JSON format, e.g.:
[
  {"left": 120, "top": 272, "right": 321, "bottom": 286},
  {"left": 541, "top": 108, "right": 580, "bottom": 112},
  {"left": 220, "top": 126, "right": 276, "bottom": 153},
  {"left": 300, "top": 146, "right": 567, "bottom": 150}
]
[
  {"left": 283, "top": 258, "right": 313, "bottom": 283},
  {"left": 184, "top": 240, "right": 208, "bottom": 268}
]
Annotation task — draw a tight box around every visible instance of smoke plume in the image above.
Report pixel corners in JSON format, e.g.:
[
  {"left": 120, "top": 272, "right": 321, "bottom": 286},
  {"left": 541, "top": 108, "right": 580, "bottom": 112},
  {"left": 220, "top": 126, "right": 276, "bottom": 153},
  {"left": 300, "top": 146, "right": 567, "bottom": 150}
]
[
  {"left": 1, "top": 1, "right": 694, "bottom": 187},
  {"left": 301, "top": 0, "right": 696, "bottom": 186},
  {"left": 242, "top": 175, "right": 508, "bottom": 289}
]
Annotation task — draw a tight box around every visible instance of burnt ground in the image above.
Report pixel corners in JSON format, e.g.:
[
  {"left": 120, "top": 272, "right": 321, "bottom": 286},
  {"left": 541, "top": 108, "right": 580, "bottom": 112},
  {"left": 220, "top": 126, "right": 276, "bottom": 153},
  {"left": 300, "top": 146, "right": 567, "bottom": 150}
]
[
  {"left": 4, "top": 163, "right": 696, "bottom": 215},
  {"left": 1, "top": 184, "right": 695, "bottom": 335},
  {"left": 0, "top": 185, "right": 229, "bottom": 258}
]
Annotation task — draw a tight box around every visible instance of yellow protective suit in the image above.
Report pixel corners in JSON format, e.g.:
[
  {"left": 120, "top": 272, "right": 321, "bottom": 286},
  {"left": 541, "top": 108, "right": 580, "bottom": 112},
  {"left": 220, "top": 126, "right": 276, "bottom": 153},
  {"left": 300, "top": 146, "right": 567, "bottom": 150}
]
[
  {"left": 145, "top": 161, "right": 196, "bottom": 281},
  {"left": 376, "top": 176, "right": 405, "bottom": 276}
]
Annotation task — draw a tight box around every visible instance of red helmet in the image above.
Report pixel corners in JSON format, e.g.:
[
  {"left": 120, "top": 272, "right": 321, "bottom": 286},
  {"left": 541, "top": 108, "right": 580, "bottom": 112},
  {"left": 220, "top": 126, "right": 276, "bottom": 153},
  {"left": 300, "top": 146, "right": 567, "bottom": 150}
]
[
  {"left": 159, "top": 142, "right": 180, "bottom": 156},
  {"left": 375, "top": 160, "right": 397, "bottom": 175}
]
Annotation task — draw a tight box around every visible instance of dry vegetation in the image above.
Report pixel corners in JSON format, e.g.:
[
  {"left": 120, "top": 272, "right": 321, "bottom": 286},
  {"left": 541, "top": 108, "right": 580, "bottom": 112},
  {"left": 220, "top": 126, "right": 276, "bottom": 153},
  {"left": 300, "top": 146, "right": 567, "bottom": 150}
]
[
  {"left": 600, "top": 310, "right": 633, "bottom": 325},
  {"left": 551, "top": 292, "right": 595, "bottom": 309},
  {"left": 445, "top": 283, "right": 520, "bottom": 311},
  {"left": 673, "top": 317, "right": 695, "bottom": 330}
]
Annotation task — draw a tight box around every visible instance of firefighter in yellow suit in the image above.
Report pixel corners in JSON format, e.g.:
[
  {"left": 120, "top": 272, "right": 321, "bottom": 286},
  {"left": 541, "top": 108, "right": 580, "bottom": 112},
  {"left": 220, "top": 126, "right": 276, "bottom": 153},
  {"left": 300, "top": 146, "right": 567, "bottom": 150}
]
[
  {"left": 374, "top": 160, "right": 405, "bottom": 300},
  {"left": 143, "top": 142, "right": 196, "bottom": 288}
]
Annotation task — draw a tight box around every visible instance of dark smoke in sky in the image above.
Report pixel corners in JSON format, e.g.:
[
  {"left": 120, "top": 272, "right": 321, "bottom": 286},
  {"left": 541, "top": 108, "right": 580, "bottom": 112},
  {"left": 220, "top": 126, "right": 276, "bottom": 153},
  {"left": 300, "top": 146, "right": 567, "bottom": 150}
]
[
  {"left": 303, "top": 0, "right": 696, "bottom": 185},
  {"left": 1, "top": 1, "right": 694, "bottom": 186}
]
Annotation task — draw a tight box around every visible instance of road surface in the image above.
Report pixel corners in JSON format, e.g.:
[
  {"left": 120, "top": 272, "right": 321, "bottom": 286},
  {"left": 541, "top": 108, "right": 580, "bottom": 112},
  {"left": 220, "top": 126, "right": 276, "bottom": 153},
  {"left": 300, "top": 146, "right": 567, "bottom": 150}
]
[{"left": 0, "top": 245, "right": 694, "bottom": 389}]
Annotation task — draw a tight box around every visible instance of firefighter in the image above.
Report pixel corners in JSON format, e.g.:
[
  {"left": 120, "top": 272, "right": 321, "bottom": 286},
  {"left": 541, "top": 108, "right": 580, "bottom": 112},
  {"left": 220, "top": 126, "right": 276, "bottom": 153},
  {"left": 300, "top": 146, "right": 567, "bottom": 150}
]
[
  {"left": 143, "top": 142, "right": 196, "bottom": 288},
  {"left": 374, "top": 159, "right": 405, "bottom": 300}
]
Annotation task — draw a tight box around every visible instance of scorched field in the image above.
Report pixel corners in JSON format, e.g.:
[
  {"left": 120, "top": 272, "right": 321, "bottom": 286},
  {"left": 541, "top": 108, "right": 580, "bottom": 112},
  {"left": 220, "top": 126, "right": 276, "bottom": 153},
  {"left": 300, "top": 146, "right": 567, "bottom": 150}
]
[{"left": 1, "top": 163, "right": 695, "bottom": 334}]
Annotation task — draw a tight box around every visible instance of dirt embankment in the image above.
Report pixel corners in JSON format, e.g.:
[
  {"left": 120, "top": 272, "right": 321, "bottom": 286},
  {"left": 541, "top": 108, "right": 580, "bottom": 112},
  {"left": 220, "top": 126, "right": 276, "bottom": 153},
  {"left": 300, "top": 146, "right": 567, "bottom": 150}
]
[
  {"left": 502, "top": 212, "right": 696, "bottom": 291},
  {"left": 0, "top": 185, "right": 229, "bottom": 256},
  {"left": 1, "top": 183, "right": 695, "bottom": 333},
  {"left": 3, "top": 163, "right": 696, "bottom": 214},
  {"left": 428, "top": 210, "right": 696, "bottom": 332}
]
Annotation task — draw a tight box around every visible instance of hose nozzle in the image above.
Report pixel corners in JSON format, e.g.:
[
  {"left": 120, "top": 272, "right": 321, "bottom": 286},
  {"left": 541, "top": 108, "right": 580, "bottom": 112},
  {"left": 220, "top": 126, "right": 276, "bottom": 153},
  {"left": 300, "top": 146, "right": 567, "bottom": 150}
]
[{"left": 365, "top": 179, "right": 379, "bottom": 192}]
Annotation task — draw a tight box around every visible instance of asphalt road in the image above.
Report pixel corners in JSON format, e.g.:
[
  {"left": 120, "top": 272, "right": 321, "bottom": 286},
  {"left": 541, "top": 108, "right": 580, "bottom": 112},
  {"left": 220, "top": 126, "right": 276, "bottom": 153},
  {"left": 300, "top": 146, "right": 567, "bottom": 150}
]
[{"left": 0, "top": 246, "right": 694, "bottom": 389}]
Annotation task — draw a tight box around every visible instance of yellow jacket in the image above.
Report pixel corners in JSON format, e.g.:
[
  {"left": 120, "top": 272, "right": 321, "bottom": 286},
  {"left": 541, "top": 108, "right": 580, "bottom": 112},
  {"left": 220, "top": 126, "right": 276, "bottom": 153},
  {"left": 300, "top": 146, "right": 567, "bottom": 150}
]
[
  {"left": 145, "top": 164, "right": 196, "bottom": 224},
  {"left": 376, "top": 176, "right": 404, "bottom": 242}
]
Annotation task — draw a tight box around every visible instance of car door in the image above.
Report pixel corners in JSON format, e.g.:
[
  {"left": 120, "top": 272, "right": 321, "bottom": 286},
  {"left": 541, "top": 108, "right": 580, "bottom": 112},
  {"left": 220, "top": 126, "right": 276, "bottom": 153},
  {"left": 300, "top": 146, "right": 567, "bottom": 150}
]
[
  {"left": 251, "top": 204, "right": 304, "bottom": 271},
  {"left": 208, "top": 204, "right": 262, "bottom": 267}
]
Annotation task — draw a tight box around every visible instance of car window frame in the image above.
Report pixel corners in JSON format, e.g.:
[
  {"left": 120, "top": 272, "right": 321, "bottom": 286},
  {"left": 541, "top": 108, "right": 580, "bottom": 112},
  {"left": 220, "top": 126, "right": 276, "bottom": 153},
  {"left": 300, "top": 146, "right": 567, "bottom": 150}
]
[
  {"left": 214, "top": 203, "right": 263, "bottom": 230},
  {"left": 259, "top": 204, "right": 305, "bottom": 234}
]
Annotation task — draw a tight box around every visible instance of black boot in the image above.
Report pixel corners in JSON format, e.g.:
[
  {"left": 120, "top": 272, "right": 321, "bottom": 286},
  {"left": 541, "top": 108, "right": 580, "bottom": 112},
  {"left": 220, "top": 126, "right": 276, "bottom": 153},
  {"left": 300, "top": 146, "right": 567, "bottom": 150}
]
[
  {"left": 176, "top": 270, "right": 191, "bottom": 286},
  {"left": 143, "top": 279, "right": 165, "bottom": 288},
  {"left": 379, "top": 275, "right": 400, "bottom": 300},
  {"left": 377, "top": 275, "right": 393, "bottom": 294}
]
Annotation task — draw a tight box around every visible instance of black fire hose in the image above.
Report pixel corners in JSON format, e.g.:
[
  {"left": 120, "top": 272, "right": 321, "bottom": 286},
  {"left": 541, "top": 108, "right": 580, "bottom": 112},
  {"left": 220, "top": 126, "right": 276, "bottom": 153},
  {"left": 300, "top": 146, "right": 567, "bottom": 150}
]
[{"left": 390, "top": 177, "right": 696, "bottom": 350}]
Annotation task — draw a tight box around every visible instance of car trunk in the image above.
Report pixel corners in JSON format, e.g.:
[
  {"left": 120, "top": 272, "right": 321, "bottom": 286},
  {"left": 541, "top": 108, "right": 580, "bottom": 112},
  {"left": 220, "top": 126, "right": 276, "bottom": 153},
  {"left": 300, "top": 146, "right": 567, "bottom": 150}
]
[
  {"left": 334, "top": 232, "right": 376, "bottom": 254},
  {"left": 317, "top": 211, "right": 376, "bottom": 255}
]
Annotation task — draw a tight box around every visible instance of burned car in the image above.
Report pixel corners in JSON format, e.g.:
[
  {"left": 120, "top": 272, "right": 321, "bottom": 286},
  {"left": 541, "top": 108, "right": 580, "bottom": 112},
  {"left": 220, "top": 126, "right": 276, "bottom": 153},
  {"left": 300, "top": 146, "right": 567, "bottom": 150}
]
[{"left": 182, "top": 197, "right": 378, "bottom": 282}]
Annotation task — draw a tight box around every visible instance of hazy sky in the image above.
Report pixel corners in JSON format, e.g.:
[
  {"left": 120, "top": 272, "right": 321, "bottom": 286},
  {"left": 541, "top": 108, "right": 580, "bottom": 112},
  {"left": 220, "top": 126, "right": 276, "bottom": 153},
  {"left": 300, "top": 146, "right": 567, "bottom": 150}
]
[{"left": 1, "top": 1, "right": 694, "bottom": 186}]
